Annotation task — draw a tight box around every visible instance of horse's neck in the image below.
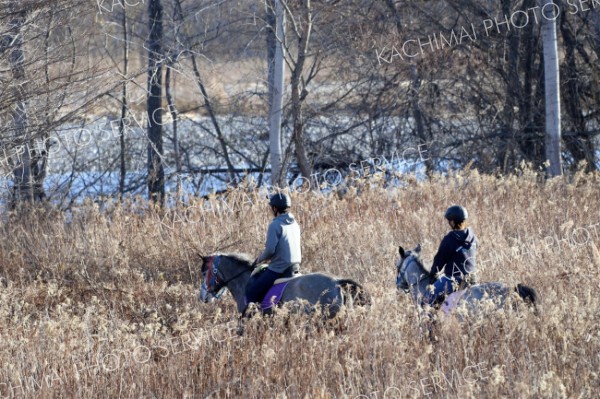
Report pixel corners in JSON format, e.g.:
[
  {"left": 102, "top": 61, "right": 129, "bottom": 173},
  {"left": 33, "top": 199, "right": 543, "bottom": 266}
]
[
  {"left": 410, "top": 265, "right": 435, "bottom": 302},
  {"left": 224, "top": 266, "right": 252, "bottom": 313},
  {"left": 414, "top": 276, "right": 433, "bottom": 301}
]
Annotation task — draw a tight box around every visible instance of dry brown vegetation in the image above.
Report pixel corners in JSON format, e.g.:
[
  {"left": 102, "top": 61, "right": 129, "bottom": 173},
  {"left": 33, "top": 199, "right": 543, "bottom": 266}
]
[{"left": 0, "top": 169, "right": 599, "bottom": 398}]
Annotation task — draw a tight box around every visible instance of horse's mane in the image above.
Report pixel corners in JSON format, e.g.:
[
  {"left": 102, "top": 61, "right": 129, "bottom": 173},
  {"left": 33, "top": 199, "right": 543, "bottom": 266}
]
[
  {"left": 217, "top": 252, "right": 254, "bottom": 267},
  {"left": 407, "top": 250, "right": 429, "bottom": 273}
]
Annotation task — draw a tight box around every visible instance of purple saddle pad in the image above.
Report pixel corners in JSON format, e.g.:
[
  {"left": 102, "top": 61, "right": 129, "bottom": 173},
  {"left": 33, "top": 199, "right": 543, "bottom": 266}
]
[{"left": 261, "top": 282, "right": 290, "bottom": 310}]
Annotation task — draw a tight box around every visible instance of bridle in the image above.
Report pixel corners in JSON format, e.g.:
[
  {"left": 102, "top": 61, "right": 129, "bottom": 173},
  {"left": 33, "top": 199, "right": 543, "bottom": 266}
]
[
  {"left": 397, "top": 256, "right": 411, "bottom": 293},
  {"left": 397, "top": 254, "right": 425, "bottom": 293},
  {"left": 202, "top": 255, "right": 249, "bottom": 299}
]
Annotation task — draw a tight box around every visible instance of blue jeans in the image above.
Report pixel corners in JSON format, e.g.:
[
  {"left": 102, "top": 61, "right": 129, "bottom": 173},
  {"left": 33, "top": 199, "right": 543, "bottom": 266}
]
[{"left": 424, "top": 275, "right": 461, "bottom": 306}]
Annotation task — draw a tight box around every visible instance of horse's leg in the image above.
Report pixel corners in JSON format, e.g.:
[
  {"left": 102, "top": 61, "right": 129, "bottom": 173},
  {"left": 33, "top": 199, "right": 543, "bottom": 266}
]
[
  {"left": 419, "top": 308, "right": 437, "bottom": 341},
  {"left": 323, "top": 284, "right": 343, "bottom": 319}
]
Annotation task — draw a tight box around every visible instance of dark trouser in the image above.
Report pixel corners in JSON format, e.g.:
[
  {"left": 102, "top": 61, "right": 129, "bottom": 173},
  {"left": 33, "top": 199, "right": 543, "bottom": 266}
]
[
  {"left": 245, "top": 269, "right": 282, "bottom": 305},
  {"left": 244, "top": 265, "right": 299, "bottom": 306}
]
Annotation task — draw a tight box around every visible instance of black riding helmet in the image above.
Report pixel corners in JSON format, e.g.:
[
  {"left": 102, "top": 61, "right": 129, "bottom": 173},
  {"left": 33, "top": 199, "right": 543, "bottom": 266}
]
[
  {"left": 269, "top": 193, "right": 291, "bottom": 211},
  {"left": 444, "top": 205, "right": 468, "bottom": 223}
]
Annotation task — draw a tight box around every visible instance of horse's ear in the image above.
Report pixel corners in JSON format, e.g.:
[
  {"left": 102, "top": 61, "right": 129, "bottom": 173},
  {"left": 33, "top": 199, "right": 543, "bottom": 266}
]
[
  {"left": 414, "top": 243, "right": 422, "bottom": 253},
  {"left": 398, "top": 246, "right": 406, "bottom": 258}
]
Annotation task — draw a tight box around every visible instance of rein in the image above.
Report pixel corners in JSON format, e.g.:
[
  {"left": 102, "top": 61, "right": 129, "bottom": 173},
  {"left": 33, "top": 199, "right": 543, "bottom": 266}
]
[
  {"left": 204, "top": 255, "right": 250, "bottom": 296},
  {"left": 399, "top": 255, "right": 428, "bottom": 292},
  {"left": 221, "top": 267, "right": 250, "bottom": 286}
]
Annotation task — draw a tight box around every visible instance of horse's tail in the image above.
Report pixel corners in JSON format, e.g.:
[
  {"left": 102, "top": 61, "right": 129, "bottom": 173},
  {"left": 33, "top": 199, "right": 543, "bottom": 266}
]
[
  {"left": 515, "top": 283, "right": 539, "bottom": 313},
  {"left": 337, "top": 279, "right": 371, "bottom": 307}
]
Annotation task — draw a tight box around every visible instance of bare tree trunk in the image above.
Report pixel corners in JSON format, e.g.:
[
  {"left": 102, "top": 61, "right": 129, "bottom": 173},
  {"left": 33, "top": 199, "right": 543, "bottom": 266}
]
[
  {"left": 119, "top": 8, "right": 129, "bottom": 197},
  {"left": 290, "top": 0, "right": 312, "bottom": 182},
  {"left": 267, "top": 0, "right": 285, "bottom": 187},
  {"left": 594, "top": 7, "right": 600, "bottom": 58},
  {"left": 9, "top": 8, "right": 32, "bottom": 204},
  {"left": 172, "top": 0, "right": 237, "bottom": 186},
  {"left": 384, "top": 0, "right": 433, "bottom": 173},
  {"left": 147, "top": 0, "right": 165, "bottom": 203},
  {"left": 500, "top": 0, "right": 520, "bottom": 173},
  {"left": 518, "top": 2, "right": 542, "bottom": 165},
  {"left": 560, "top": 14, "right": 596, "bottom": 171},
  {"left": 541, "top": 0, "right": 562, "bottom": 177},
  {"left": 592, "top": 7, "right": 600, "bottom": 132},
  {"left": 165, "top": 64, "right": 182, "bottom": 196},
  {"left": 189, "top": 56, "right": 237, "bottom": 184}
]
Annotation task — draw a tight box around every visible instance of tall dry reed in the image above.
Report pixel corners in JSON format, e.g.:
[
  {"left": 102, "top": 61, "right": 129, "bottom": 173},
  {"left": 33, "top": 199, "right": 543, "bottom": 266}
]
[{"left": 0, "top": 169, "right": 598, "bottom": 398}]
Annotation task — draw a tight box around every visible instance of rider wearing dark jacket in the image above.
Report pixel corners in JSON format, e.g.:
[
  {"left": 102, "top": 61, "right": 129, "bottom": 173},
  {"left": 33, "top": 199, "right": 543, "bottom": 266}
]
[
  {"left": 430, "top": 228, "right": 477, "bottom": 280},
  {"left": 425, "top": 205, "right": 478, "bottom": 306},
  {"left": 244, "top": 193, "right": 301, "bottom": 314}
]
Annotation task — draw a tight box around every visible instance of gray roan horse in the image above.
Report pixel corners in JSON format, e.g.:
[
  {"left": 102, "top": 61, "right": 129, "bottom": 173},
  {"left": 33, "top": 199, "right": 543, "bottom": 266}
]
[
  {"left": 395, "top": 245, "right": 537, "bottom": 318},
  {"left": 200, "top": 253, "right": 370, "bottom": 317}
]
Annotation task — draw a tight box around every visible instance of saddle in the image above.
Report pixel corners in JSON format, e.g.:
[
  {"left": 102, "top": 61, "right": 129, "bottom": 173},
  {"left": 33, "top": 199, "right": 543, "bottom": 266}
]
[
  {"left": 431, "top": 276, "right": 476, "bottom": 309},
  {"left": 440, "top": 289, "right": 469, "bottom": 316},
  {"left": 273, "top": 275, "right": 301, "bottom": 285},
  {"left": 250, "top": 263, "right": 301, "bottom": 278},
  {"left": 250, "top": 264, "right": 302, "bottom": 311}
]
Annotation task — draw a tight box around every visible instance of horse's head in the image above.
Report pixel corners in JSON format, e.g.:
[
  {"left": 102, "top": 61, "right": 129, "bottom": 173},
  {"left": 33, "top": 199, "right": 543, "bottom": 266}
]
[
  {"left": 199, "top": 255, "right": 227, "bottom": 303},
  {"left": 199, "top": 253, "right": 253, "bottom": 303},
  {"left": 395, "top": 244, "right": 427, "bottom": 292}
]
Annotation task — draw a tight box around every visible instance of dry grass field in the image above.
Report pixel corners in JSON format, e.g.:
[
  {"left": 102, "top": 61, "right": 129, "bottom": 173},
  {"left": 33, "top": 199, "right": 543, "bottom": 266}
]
[{"left": 0, "top": 168, "right": 599, "bottom": 398}]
